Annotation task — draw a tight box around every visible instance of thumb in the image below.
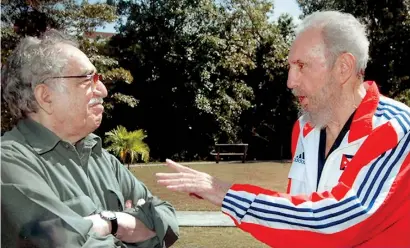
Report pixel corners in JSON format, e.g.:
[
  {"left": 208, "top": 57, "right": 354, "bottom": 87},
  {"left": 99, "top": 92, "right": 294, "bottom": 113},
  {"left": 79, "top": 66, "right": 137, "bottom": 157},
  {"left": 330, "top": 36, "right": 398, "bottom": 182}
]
[{"left": 189, "top": 193, "right": 204, "bottom": 199}]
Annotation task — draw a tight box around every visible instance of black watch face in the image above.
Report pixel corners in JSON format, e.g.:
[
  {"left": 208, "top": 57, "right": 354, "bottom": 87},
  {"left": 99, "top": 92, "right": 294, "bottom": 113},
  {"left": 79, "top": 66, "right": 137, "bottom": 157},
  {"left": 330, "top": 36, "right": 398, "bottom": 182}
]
[{"left": 101, "top": 211, "right": 116, "bottom": 220}]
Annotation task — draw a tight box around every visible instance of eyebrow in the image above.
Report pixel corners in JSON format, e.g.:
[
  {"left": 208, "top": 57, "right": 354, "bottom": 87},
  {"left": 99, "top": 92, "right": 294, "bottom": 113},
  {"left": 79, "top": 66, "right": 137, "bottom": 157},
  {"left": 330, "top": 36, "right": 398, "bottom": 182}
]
[{"left": 289, "top": 59, "right": 305, "bottom": 65}]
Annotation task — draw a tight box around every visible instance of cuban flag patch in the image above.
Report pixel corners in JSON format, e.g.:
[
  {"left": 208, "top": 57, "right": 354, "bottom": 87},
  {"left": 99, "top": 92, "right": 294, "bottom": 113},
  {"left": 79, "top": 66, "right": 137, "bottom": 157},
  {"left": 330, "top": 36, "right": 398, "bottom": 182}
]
[{"left": 340, "top": 154, "right": 354, "bottom": 170}]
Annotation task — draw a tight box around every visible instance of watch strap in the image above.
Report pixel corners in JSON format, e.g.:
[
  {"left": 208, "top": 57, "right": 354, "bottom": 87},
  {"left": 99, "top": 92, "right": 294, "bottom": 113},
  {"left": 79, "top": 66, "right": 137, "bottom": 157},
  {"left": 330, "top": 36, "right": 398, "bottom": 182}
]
[
  {"left": 99, "top": 211, "right": 118, "bottom": 236},
  {"left": 110, "top": 217, "right": 118, "bottom": 236}
]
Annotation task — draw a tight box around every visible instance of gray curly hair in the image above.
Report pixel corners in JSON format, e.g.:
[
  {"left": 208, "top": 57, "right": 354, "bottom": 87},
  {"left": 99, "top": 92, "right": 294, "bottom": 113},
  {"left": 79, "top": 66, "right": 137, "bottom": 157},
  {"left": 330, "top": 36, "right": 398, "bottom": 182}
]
[
  {"left": 296, "top": 11, "right": 370, "bottom": 77},
  {"left": 1, "top": 29, "right": 78, "bottom": 121}
]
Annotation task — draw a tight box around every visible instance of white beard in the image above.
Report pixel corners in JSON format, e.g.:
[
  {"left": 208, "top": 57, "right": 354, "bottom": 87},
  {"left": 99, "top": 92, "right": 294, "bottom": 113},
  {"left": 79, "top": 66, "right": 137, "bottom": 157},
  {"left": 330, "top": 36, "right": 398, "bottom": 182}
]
[{"left": 297, "top": 76, "right": 342, "bottom": 129}]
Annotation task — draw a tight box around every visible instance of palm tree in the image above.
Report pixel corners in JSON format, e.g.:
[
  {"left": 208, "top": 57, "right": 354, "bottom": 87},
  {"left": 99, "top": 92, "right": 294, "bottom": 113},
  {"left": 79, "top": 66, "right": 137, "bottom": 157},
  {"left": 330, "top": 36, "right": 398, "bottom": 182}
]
[{"left": 104, "top": 125, "right": 150, "bottom": 169}]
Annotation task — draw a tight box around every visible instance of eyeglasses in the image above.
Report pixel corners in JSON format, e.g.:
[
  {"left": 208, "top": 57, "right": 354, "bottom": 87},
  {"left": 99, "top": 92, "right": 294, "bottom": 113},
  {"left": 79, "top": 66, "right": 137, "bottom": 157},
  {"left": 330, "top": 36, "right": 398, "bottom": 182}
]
[{"left": 44, "top": 73, "right": 102, "bottom": 89}]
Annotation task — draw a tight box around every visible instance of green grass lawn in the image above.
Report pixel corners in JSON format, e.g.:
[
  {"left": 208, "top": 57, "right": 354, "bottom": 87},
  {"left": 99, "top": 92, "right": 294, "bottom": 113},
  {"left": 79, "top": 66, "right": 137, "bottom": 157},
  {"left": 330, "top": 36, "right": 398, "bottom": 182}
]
[
  {"left": 173, "top": 227, "right": 270, "bottom": 248},
  {"left": 130, "top": 162, "right": 291, "bottom": 247},
  {"left": 130, "top": 162, "right": 291, "bottom": 211}
]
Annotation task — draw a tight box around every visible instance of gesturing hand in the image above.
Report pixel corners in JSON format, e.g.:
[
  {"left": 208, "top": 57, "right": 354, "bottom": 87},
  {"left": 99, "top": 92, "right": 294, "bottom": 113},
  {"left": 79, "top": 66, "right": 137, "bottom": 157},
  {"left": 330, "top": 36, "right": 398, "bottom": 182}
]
[{"left": 155, "top": 159, "right": 232, "bottom": 206}]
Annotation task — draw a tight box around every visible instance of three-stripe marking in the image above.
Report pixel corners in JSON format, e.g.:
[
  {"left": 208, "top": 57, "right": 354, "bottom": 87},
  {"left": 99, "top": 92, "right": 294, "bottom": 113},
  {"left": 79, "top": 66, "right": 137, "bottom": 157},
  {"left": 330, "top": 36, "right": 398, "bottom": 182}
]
[{"left": 222, "top": 132, "right": 410, "bottom": 230}]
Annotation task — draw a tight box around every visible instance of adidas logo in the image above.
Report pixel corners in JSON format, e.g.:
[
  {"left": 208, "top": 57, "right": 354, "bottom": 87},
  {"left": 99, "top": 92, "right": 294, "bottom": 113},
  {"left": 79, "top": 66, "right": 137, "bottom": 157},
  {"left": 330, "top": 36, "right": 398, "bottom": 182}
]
[{"left": 294, "top": 152, "right": 305, "bottom": 164}]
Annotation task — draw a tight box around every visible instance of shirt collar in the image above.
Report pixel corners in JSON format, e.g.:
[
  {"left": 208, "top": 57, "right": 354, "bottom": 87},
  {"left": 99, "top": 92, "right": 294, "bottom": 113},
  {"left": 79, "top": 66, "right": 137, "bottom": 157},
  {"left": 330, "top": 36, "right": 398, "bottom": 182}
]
[
  {"left": 77, "top": 133, "right": 103, "bottom": 155},
  {"left": 17, "top": 118, "right": 61, "bottom": 154},
  {"left": 348, "top": 80, "right": 380, "bottom": 143},
  {"left": 17, "top": 118, "right": 102, "bottom": 155}
]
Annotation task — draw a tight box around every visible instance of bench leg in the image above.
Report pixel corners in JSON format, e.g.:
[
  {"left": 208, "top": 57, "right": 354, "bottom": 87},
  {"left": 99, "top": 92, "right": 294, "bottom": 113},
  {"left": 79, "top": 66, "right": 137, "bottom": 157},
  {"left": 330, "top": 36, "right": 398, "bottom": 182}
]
[
  {"left": 242, "top": 146, "right": 248, "bottom": 163},
  {"left": 216, "top": 147, "right": 220, "bottom": 163}
]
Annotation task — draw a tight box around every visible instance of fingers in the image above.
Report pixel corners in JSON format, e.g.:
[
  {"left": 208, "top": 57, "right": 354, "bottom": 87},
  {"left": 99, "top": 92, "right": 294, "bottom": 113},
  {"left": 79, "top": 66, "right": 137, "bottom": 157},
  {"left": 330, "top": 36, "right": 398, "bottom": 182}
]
[
  {"left": 165, "top": 159, "right": 199, "bottom": 174},
  {"left": 125, "top": 200, "right": 132, "bottom": 209},
  {"left": 155, "top": 172, "right": 197, "bottom": 180},
  {"left": 157, "top": 178, "right": 199, "bottom": 187},
  {"left": 157, "top": 178, "right": 208, "bottom": 195},
  {"left": 189, "top": 193, "right": 204, "bottom": 199},
  {"left": 157, "top": 160, "right": 212, "bottom": 201},
  {"left": 166, "top": 183, "right": 203, "bottom": 193},
  {"left": 155, "top": 170, "right": 206, "bottom": 200}
]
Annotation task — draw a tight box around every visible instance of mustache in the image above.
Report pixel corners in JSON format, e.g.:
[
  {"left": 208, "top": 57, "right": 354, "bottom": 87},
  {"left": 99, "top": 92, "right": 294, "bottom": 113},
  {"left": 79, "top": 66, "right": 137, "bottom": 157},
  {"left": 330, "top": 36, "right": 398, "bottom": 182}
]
[
  {"left": 292, "top": 89, "right": 303, "bottom": 96},
  {"left": 88, "top": 97, "right": 103, "bottom": 105}
]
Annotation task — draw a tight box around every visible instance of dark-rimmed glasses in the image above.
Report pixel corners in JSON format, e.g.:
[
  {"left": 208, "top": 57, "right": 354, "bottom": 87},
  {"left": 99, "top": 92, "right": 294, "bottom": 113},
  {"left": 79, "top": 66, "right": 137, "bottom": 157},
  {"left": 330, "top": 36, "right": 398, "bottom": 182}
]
[{"left": 44, "top": 73, "right": 101, "bottom": 89}]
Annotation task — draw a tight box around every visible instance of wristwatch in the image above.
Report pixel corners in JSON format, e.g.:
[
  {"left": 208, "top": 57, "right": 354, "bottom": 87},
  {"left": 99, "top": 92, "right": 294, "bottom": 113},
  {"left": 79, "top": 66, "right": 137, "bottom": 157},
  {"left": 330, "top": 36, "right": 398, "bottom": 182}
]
[{"left": 99, "top": 211, "right": 118, "bottom": 236}]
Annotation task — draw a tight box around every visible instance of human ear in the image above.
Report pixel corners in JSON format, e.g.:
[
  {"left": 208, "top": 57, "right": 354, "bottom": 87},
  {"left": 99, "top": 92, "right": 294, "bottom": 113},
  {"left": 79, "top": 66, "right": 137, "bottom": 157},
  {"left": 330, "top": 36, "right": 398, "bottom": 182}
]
[
  {"left": 335, "top": 53, "right": 356, "bottom": 85},
  {"left": 33, "top": 84, "right": 54, "bottom": 114}
]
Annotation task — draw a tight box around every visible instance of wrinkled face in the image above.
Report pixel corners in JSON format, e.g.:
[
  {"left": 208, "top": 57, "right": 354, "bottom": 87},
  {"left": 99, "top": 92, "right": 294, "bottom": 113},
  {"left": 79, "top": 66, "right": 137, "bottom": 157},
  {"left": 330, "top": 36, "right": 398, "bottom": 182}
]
[
  {"left": 50, "top": 44, "right": 108, "bottom": 138},
  {"left": 287, "top": 29, "right": 341, "bottom": 128}
]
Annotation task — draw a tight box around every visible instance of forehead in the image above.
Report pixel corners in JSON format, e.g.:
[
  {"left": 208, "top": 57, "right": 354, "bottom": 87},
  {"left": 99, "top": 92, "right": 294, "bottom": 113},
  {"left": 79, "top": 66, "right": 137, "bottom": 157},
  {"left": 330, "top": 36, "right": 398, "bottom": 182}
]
[
  {"left": 59, "top": 44, "right": 95, "bottom": 74},
  {"left": 288, "top": 28, "right": 326, "bottom": 63}
]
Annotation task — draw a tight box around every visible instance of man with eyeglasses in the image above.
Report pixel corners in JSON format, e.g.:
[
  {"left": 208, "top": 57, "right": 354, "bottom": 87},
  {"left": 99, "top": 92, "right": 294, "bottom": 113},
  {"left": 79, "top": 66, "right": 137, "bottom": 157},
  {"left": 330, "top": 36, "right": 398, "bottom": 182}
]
[{"left": 1, "top": 30, "right": 179, "bottom": 248}]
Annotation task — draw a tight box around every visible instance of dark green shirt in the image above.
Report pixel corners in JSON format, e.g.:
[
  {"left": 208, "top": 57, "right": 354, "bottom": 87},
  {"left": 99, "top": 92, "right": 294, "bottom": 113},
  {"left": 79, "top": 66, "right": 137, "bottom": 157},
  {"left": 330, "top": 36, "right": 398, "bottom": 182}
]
[{"left": 1, "top": 118, "right": 179, "bottom": 248}]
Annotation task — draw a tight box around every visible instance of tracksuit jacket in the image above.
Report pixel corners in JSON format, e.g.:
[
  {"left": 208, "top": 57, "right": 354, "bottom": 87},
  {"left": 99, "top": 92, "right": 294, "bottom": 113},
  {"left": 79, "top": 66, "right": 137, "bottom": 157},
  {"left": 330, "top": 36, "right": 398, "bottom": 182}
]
[{"left": 221, "top": 81, "right": 410, "bottom": 247}]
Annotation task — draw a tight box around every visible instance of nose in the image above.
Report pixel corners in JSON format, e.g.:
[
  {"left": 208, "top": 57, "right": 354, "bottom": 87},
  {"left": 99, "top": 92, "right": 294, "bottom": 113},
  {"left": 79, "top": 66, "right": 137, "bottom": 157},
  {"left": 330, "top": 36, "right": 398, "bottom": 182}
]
[
  {"left": 94, "top": 79, "right": 108, "bottom": 98},
  {"left": 287, "top": 67, "right": 300, "bottom": 89}
]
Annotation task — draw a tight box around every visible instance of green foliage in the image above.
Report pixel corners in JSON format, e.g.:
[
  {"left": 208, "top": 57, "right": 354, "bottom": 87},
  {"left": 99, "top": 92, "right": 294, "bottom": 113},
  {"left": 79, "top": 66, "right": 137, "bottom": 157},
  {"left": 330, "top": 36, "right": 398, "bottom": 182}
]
[
  {"left": 395, "top": 89, "right": 410, "bottom": 106},
  {"left": 105, "top": 125, "right": 150, "bottom": 168},
  {"left": 103, "top": 68, "right": 133, "bottom": 84},
  {"left": 106, "top": 0, "right": 297, "bottom": 160},
  {"left": 70, "top": 2, "right": 117, "bottom": 34},
  {"left": 297, "top": 0, "right": 410, "bottom": 98},
  {"left": 1, "top": 0, "right": 117, "bottom": 36},
  {"left": 0, "top": 27, "right": 20, "bottom": 64},
  {"left": 111, "top": 93, "right": 139, "bottom": 107}
]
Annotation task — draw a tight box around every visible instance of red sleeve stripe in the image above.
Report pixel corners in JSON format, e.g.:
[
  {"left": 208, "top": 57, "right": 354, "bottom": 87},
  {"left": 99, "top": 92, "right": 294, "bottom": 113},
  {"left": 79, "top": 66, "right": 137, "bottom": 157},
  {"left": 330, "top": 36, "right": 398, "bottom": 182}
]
[
  {"left": 222, "top": 132, "right": 410, "bottom": 233},
  {"left": 291, "top": 120, "right": 301, "bottom": 158},
  {"left": 340, "top": 121, "right": 398, "bottom": 186},
  {"left": 286, "top": 179, "right": 292, "bottom": 194},
  {"left": 348, "top": 81, "right": 379, "bottom": 143}
]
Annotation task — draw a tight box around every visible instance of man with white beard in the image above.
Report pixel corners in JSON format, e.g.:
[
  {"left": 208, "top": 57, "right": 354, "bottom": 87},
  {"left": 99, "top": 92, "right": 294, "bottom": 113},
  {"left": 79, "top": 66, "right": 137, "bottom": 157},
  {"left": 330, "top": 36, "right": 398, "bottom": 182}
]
[
  {"left": 156, "top": 11, "right": 410, "bottom": 247},
  {"left": 1, "top": 30, "right": 179, "bottom": 248}
]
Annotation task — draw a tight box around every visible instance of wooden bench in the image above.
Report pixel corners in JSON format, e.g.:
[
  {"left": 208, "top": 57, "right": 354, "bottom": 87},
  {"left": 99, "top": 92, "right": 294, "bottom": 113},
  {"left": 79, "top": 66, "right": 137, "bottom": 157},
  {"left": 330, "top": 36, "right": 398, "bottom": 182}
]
[{"left": 210, "top": 143, "right": 249, "bottom": 163}]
